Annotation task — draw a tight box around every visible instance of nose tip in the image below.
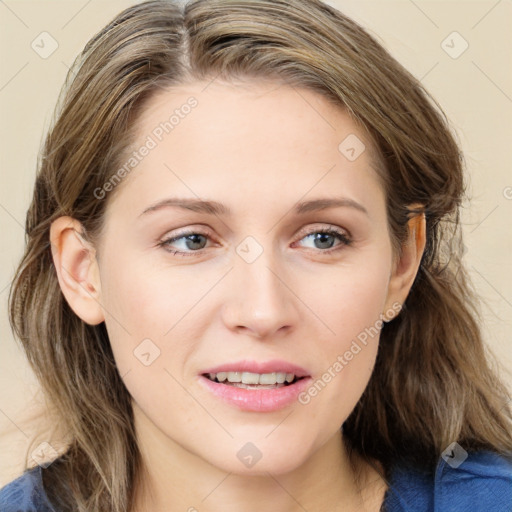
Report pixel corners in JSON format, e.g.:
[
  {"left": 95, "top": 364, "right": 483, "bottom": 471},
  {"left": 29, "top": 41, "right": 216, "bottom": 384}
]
[
  {"left": 234, "top": 321, "right": 292, "bottom": 340},
  {"left": 221, "top": 258, "right": 299, "bottom": 339}
]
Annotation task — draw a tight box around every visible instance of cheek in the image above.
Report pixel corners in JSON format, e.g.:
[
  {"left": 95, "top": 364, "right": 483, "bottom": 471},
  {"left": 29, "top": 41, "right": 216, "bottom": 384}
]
[
  {"left": 98, "top": 247, "right": 209, "bottom": 380},
  {"left": 98, "top": 257, "right": 199, "bottom": 423},
  {"left": 99, "top": 241, "right": 183, "bottom": 334},
  {"left": 97, "top": 249, "right": 168, "bottom": 371},
  {"left": 296, "top": 252, "right": 391, "bottom": 418},
  {"left": 307, "top": 250, "right": 391, "bottom": 345}
]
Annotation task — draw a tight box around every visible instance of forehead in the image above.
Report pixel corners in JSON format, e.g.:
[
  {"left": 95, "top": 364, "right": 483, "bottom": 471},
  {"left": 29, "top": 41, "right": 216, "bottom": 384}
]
[
  {"left": 135, "top": 78, "right": 378, "bottom": 162},
  {"left": 105, "top": 79, "right": 386, "bottom": 219}
]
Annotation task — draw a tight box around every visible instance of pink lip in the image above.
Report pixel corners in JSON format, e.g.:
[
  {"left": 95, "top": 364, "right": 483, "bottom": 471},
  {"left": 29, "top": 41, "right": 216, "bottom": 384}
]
[
  {"left": 198, "top": 359, "right": 312, "bottom": 412},
  {"left": 198, "top": 374, "right": 312, "bottom": 412},
  {"left": 200, "top": 359, "right": 310, "bottom": 378}
]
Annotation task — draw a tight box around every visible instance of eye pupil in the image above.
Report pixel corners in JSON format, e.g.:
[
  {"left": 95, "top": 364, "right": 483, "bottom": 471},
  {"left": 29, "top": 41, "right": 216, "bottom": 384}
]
[
  {"left": 314, "top": 232, "right": 335, "bottom": 249},
  {"left": 185, "top": 234, "right": 207, "bottom": 250}
]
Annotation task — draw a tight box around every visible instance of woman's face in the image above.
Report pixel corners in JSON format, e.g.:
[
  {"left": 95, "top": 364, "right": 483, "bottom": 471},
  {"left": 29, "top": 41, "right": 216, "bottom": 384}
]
[{"left": 88, "top": 79, "right": 407, "bottom": 475}]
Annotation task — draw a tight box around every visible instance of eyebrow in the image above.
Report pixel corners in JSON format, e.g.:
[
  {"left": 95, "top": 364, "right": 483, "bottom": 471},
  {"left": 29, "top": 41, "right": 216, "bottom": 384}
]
[{"left": 138, "top": 197, "right": 368, "bottom": 217}]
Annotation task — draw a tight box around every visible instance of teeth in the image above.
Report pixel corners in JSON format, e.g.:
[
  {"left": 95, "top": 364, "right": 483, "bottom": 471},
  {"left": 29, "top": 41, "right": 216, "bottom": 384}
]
[
  {"left": 226, "top": 372, "right": 242, "bottom": 383},
  {"left": 207, "top": 371, "right": 297, "bottom": 385},
  {"left": 242, "top": 372, "right": 260, "bottom": 384},
  {"left": 259, "top": 372, "right": 278, "bottom": 385},
  {"left": 216, "top": 372, "right": 228, "bottom": 382}
]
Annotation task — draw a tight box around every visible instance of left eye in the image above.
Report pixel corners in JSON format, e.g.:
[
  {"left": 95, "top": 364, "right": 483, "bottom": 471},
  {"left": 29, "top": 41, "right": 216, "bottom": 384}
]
[{"left": 295, "top": 228, "right": 351, "bottom": 252}]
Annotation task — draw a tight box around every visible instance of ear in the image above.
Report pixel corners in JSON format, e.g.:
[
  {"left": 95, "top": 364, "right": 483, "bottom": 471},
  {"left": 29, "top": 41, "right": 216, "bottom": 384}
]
[
  {"left": 49, "top": 216, "right": 105, "bottom": 325},
  {"left": 382, "top": 211, "right": 426, "bottom": 321}
]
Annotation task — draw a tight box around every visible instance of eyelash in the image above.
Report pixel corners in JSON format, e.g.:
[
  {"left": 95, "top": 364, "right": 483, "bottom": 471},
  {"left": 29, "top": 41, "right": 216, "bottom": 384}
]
[{"left": 157, "top": 226, "right": 352, "bottom": 257}]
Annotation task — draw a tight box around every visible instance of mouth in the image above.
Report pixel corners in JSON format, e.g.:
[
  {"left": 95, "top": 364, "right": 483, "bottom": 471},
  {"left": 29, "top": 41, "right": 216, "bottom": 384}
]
[
  {"left": 198, "top": 360, "right": 312, "bottom": 411},
  {"left": 202, "top": 371, "right": 306, "bottom": 389}
]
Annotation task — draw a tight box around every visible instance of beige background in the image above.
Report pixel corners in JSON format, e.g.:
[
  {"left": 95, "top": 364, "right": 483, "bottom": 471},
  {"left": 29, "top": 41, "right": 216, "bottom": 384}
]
[{"left": 1, "top": 0, "right": 511, "bottom": 486}]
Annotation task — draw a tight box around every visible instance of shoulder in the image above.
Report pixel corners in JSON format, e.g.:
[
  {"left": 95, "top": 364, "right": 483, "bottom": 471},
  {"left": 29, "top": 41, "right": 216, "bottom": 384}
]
[
  {"left": 433, "top": 449, "right": 512, "bottom": 511},
  {"left": 384, "top": 449, "right": 512, "bottom": 512},
  {"left": 0, "top": 465, "right": 56, "bottom": 512}
]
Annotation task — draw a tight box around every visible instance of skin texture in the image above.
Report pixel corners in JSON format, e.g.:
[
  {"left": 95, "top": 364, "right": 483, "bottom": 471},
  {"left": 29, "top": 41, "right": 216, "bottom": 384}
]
[{"left": 50, "top": 79, "right": 425, "bottom": 511}]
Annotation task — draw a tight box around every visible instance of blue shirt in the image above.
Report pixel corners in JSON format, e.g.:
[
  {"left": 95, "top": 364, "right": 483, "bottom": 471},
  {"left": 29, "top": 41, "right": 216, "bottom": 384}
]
[{"left": 1, "top": 450, "right": 511, "bottom": 511}]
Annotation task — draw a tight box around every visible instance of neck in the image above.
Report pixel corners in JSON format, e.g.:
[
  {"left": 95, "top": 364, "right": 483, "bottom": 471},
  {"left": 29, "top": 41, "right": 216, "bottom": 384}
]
[{"left": 130, "top": 402, "right": 387, "bottom": 512}]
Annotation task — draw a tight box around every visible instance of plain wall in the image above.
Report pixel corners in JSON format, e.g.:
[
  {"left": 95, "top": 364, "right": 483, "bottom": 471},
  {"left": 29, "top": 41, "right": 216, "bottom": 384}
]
[{"left": 1, "top": 0, "right": 511, "bottom": 485}]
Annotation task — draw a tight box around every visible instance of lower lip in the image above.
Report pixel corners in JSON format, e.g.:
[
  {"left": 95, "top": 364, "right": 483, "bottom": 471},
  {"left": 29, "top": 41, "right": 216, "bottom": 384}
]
[{"left": 198, "top": 375, "right": 312, "bottom": 412}]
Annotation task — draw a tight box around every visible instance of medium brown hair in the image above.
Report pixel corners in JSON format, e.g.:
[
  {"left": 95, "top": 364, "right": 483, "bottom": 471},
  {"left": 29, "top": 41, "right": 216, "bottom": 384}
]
[{"left": 9, "top": 0, "right": 512, "bottom": 510}]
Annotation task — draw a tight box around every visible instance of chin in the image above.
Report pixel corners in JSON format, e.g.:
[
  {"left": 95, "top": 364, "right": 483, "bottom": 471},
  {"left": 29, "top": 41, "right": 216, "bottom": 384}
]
[{"left": 204, "top": 437, "right": 313, "bottom": 476}]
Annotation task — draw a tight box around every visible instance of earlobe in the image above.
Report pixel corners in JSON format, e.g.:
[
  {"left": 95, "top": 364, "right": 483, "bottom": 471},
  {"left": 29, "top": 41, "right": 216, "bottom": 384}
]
[
  {"left": 49, "top": 216, "right": 105, "bottom": 325},
  {"left": 383, "top": 211, "right": 426, "bottom": 319}
]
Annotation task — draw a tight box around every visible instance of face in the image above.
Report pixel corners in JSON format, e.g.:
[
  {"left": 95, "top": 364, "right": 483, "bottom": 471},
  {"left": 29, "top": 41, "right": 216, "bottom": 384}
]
[{"left": 72, "top": 79, "right": 407, "bottom": 475}]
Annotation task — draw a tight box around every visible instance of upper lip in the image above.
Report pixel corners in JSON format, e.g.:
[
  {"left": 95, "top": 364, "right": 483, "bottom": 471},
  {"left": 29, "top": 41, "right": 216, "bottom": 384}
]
[{"left": 201, "top": 359, "right": 310, "bottom": 378}]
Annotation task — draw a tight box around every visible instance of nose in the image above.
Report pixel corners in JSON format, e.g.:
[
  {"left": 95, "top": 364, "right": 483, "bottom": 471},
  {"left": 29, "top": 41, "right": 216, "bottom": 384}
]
[{"left": 221, "top": 246, "right": 300, "bottom": 340}]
